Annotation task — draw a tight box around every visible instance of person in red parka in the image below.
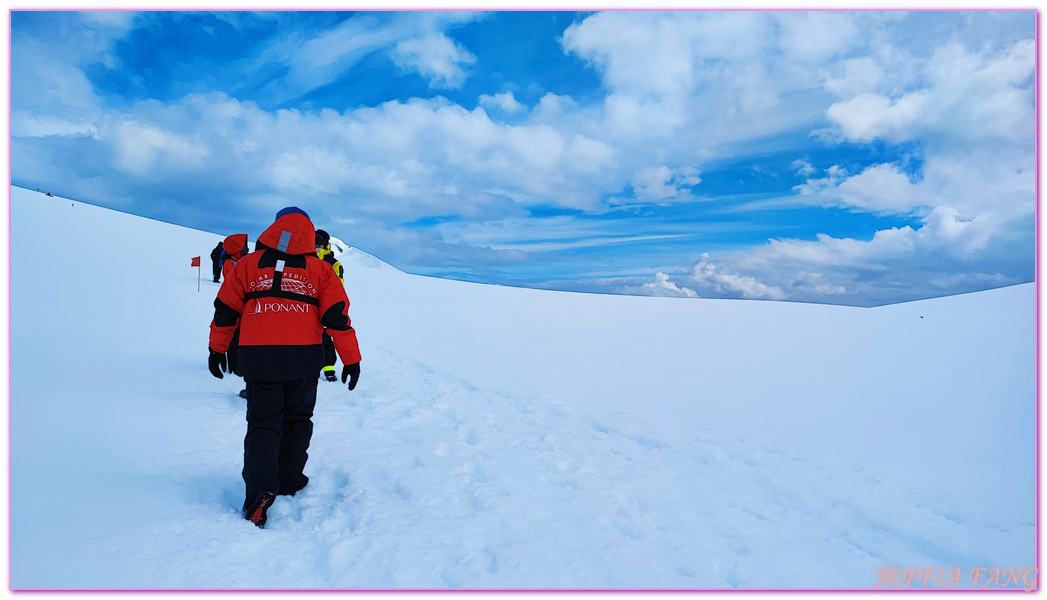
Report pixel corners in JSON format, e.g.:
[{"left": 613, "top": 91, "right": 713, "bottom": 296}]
[
  {"left": 221, "top": 233, "right": 249, "bottom": 280},
  {"left": 218, "top": 233, "right": 250, "bottom": 392},
  {"left": 207, "top": 206, "right": 362, "bottom": 528}
]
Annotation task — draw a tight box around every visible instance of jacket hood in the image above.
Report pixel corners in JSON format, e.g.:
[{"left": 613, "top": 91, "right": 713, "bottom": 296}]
[
  {"left": 257, "top": 213, "right": 316, "bottom": 256},
  {"left": 222, "top": 233, "right": 248, "bottom": 259}
]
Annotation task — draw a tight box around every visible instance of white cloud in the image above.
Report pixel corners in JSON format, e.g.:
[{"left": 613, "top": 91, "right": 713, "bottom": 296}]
[
  {"left": 256, "top": 13, "right": 485, "bottom": 102},
  {"left": 822, "top": 57, "right": 884, "bottom": 97},
  {"left": 80, "top": 10, "right": 138, "bottom": 29},
  {"left": 694, "top": 200, "right": 1026, "bottom": 304},
  {"left": 835, "top": 163, "right": 925, "bottom": 214},
  {"left": 632, "top": 166, "right": 676, "bottom": 201},
  {"left": 562, "top": 12, "right": 697, "bottom": 99},
  {"left": 797, "top": 163, "right": 927, "bottom": 216},
  {"left": 795, "top": 141, "right": 1033, "bottom": 228},
  {"left": 791, "top": 158, "right": 816, "bottom": 177},
  {"left": 629, "top": 165, "right": 702, "bottom": 202},
  {"left": 793, "top": 164, "right": 848, "bottom": 196},
  {"left": 563, "top": 135, "right": 615, "bottom": 175},
  {"left": 531, "top": 92, "right": 577, "bottom": 118},
  {"left": 691, "top": 253, "right": 786, "bottom": 300},
  {"left": 826, "top": 92, "right": 931, "bottom": 143},
  {"left": 107, "top": 118, "right": 210, "bottom": 176},
  {"left": 560, "top": 11, "right": 868, "bottom": 141},
  {"left": 479, "top": 91, "right": 525, "bottom": 114},
  {"left": 643, "top": 271, "right": 698, "bottom": 298},
  {"left": 759, "top": 229, "right": 917, "bottom": 268},
  {"left": 89, "top": 93, "right": 619, "bottom": 215},
  {"left": 11, "top": 112, "right": 98, "bottom": 138},
  {"left": 826, "top": 39, "right": 1034, "bottom": 144},
  {"left": 9, "top": 11, "right": 1035, "bottom": 306},
  {"left": 282, "top": 15, "right": 402, "bottom": 94},
  {"left": 777, "top": 12, "right": 860, "bottom": 62},
  {"left": 10, "top": 13, "right": 131, "bottom": 138},
  {"left": 917, "top": 206, "right": 995, "bottom": 256},
  {"left": 677, "top": 167, "right": 701, "bottom": 187},
  {"left": 391, "top": 32, "right": 476, "bottom": 89},
  {"left": 562, "top": 12, "right": 703, "bottom": 138}
]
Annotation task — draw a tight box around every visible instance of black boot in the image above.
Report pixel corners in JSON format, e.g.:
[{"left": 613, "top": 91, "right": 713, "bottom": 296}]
[
  {"left": 278, "top": 475, "right": 309, "bottom": 497},
  {"left": 243, "top": 491, "right": 276, "bottom": 527}
]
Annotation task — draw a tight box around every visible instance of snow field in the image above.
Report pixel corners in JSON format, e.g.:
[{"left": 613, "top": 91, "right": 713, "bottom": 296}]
[{"left": 9, "top": 187, "right": 1035, "bottom": 589}]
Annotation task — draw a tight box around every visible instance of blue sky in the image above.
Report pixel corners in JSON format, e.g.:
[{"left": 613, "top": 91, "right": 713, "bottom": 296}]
[{"left": 10, "top": 10, "right": 1036, "bottom": 306}]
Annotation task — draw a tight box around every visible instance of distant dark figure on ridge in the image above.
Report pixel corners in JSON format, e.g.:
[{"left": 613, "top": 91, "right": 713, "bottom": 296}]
[{"left": 210, "top": 241, "right": 224, "bottom": 283}]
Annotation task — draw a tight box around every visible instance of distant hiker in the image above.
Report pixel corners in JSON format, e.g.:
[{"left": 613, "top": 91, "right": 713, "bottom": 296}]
[
  {"left": 210, "top": 242, "right": 224, "bottom": 283},
  {"left": 207, "top": 206, "right": 362, "bottom": 528},
  {"left": 314, "top": 229, "right": 345, "bottom": 383},
  {"left": 314, "top": 229, "right": 344, "bottom": 280},
  {"left": 219, "top": 234, "right": 250, "bottom": 395},
  {"left": 221, "top": 234, "right": 249, "bottom": 280}
]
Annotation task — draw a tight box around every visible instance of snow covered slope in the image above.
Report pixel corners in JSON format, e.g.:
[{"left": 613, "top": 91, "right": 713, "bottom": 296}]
[{"left": 9, "top": 187, "right": 1036, "bottom": 589}]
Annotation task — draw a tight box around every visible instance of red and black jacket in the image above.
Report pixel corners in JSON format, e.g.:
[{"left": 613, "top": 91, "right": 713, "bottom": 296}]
[
  {"left": 209, "top": 213, "right": 362, "bottom": 382},
  {"left": 220, "top": 233, "right": 248, "bottom": 280}
]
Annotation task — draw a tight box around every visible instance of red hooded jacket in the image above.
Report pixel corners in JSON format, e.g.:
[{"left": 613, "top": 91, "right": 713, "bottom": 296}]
[
  {"left": 221, "top": 233, "right": 248, "bottom": 280},
  {"left": 209, "top": 213, "right": 361, "bottom": 381}
]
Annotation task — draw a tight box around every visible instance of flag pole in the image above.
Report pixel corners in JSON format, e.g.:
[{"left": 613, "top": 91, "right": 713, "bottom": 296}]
[{"left": 191, "top": 256, "right": 203, "bottom": 291}]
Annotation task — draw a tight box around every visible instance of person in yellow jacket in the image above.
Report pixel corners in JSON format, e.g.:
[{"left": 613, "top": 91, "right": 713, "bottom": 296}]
[{"left": 315, "top": 229, "right": 345, "bottom": 382}]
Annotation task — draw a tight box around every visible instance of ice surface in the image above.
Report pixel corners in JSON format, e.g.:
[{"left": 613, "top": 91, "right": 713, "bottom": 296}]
[{"left": 9, "top": 187, "right": 1036, "bottom": 589}]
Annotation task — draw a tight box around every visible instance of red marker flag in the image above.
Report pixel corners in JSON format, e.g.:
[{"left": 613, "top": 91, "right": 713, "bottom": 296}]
[{"left": 191, "top": 256, "right": 202, "bottom": 291}]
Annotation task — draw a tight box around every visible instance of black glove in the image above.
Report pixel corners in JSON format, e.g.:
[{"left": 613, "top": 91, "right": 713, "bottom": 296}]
[
  {"left": 208, "top": 346, "right": 227, "bottom": 379},
  {"left": 341, "top": 362, "right": 361, "bottom": 391}
]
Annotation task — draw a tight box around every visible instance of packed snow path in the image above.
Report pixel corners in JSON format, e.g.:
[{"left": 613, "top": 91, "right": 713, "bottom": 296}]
[{"left": 10, "top": 188, "right": 1035, "bottom": 589}]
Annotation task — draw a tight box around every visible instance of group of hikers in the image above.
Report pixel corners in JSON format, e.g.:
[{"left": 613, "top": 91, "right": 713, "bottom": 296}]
[{"left": 206, "top": 207, "right": 362, "bottom": 528}]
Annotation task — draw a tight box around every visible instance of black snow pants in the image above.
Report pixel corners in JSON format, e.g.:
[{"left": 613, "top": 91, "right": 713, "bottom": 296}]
[{"left": 242, "top": 374, "right": 318, "bottom": 504}]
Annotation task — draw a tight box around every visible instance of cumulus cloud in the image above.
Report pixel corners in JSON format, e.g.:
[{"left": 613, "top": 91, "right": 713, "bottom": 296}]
[
  {"left": 827, "top": 92, "right": 931, "bottom": 143},
  {"left": 795, "top": 163, "right": 927, "bottom": 215},
  {"left": 791, "top": 158, "right": 816, "bottom": 177},
  {"left": 107, "top": 118, "right": 210, "bottom": 176},
  {"left": 826, "top": 40, "right": 1034, "bottom": 144},
  {"left": 689, "top": 253, "right": 786, "bottom": 301},
  {"left": 10, "top": 12, "right": 139, "bottom": 138},
  {"left": 777, "top": 11, "right": 860, "bottom": 62},
  {"left": 9, "top": 11, "right": 1035, "bottom": 306},
  {"left": 391, "top": 32, "right": 476, "bottom": 89},
  {"left": 630, "top": 165, "right": 702, "bottom": 202},
  {"left": 756, "top": 206, "right": 1002, "bottom": 269},
  {"left": 822, "top": 57, "right": 884, "bottom": 97},
  {"left": 703, "top": 203, "right": 1027, "bottom": 305},
  {"left": 793, "top": 164, "right": 848, "bottom": 196},
  {"left": 39, "top": 90, "right": 619, "bottom": 220},
  {"left": 559, "top": 11, "right": 869, "bottom": 142},
  {"left": 643, "top": 271, "right": 698, "bottom": 298},
  {"left": 632, "top": 166, "right": 676, "bottom": 201},
  {"left": 478, "top": 91, "right": 525, "bottom": 114},
  {"left": 835, "top": 163, "right": 926, "bottom": 214}
]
